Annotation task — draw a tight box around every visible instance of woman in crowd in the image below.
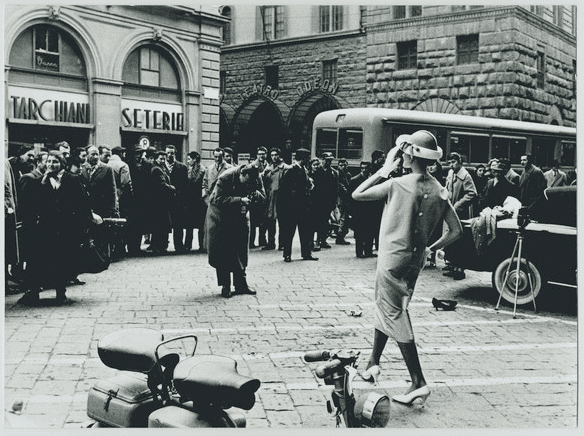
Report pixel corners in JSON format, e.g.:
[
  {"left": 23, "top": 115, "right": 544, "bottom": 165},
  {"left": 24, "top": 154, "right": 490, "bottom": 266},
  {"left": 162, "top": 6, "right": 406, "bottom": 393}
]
[{"left": 19, "top": 151, "right": 95, "bottom": 305}]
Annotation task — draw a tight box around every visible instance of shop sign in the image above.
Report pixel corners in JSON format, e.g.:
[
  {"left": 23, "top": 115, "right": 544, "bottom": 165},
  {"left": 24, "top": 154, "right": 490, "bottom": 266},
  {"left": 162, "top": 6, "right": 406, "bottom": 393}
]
[
  {"left": 240, "top": 83, "right": 280, "bottom": 101},
  {"left": 296, "top": 77, "right": 338, "bottom": 97},
  {"left": 8, "top": 86, "right": 89, "bottom": 124},
  {"left": 121, "top": 99, "right": 184, "bottom": 131}
]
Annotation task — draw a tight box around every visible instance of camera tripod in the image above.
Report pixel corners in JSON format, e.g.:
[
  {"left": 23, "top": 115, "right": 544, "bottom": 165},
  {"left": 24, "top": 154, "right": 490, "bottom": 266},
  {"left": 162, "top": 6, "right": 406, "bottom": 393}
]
[{"left": 494, "top": 214, "right": 538, "bottom": 318}]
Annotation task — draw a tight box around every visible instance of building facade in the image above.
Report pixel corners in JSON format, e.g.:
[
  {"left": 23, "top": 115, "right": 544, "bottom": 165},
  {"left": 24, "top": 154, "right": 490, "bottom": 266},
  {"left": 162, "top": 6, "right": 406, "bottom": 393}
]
[
  {"left": 219, "top": 5, "right": 576, "bottom": 167},
  {"left": 4, "top": 5, "right": 227, "bottom": 161}
]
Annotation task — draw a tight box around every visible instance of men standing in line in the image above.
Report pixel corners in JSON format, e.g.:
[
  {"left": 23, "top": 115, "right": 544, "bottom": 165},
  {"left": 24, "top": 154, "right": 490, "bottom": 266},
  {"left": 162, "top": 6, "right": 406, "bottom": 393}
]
[
  {"left": 249, "top": 146, "right": 268, "bottom": 248},
  {"left": 349, "top": 161, "right": 377, "bottom": 258},
  {"left": 165, "top": 145, "right": 189, "bottom": 253},
  {"left": 443, "top": 152, "right": 477, "bottom": 280},
  {"left": 519, "top": 154, "right": 546, "bottom": 210},
  {"left": 544, "top": 160, "right": 568, "bottom": 188},
  {"left": 149, "top": 151, "right": 175, "bottom": 254},
  {"left": 335, "top": 158, "right": 352, "bottom": 245},
  {"left": 313, "top": 152, "right": 339, "bottom": 250},
  {"left": 206, "top": 164, "right": 265, "bottom": 298},
  {"left": 261, "top": 147, "right": 288, "bottom": 251},
  {"left": 277, "top": 148, "right": 318, "bottom": 262}
]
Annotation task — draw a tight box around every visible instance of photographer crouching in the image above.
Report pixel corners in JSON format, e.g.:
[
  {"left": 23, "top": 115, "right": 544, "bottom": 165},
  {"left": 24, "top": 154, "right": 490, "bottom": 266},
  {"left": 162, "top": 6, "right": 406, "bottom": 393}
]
[{"left": 205, "top": 164, "right": 266, "bottom": 298}]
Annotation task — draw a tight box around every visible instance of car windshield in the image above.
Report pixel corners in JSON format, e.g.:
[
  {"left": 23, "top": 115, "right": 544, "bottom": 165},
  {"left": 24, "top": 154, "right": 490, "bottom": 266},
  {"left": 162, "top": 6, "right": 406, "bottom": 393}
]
[{"left": 529, "top": 186, "right": 576, "bottom": 227}]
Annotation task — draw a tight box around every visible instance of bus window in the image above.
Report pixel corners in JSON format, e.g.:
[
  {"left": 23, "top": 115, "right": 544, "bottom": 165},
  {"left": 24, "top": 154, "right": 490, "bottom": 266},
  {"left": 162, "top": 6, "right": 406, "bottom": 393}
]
[
  {"left": 315, "top": 128, "right": 337, "bottom": 157},
  {"left": 450, "top": 132, "right": 489, "bottom": 164},
  {"left": 492, "top": 135, "right": 526, "bottom": 163},
  {"left": 338, "top": 129, "right": 363, "bottom": 160},
  {"left": 532, "top": 137, "right": 557, "bottom": 168},
  {"left": 560, "top": 141, "right": 576, "bottom": 167}
]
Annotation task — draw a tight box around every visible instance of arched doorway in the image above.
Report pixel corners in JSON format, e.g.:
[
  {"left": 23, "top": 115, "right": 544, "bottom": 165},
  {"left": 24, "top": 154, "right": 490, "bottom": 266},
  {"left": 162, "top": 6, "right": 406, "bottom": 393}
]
[
  {"left": 231, "top": 96, "right": 287, "bottom": 162},
  {"left": 287, "top": 91, "right": 347, "bottom": 157}
]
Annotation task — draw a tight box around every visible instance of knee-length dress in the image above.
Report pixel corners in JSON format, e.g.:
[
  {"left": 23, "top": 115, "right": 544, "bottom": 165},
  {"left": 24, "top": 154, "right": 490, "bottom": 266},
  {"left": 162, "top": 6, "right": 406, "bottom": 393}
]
[{"left": 374, "top": 173, "right": 450, "bottom": 343}]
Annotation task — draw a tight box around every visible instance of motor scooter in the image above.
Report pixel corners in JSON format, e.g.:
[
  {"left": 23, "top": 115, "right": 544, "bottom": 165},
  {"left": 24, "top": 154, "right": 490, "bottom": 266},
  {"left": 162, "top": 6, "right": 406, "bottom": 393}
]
[
  {"left": 85, "top": 327, "right": 260, "bottom": 428},
  {"left": 304, "top": 349, "right": 390, "bottom": 428}
]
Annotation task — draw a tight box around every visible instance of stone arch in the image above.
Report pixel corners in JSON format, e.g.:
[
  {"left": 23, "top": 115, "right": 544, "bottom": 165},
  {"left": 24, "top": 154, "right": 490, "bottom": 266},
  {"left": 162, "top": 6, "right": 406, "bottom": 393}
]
[
  {"left": 546, "top": 105, "right": 564, "bottom": 126},
  {"left": 231, "top": 96, "right": 289, "bottom": 158},
  {"left": 414, "top": 98, "right": 462, "bottom": 114},
  {"left": 4, "top": 7, "right": 99, "bottom": 78},
  {"left": 287, "top": 91, "right": 350, "bottom": 151}
]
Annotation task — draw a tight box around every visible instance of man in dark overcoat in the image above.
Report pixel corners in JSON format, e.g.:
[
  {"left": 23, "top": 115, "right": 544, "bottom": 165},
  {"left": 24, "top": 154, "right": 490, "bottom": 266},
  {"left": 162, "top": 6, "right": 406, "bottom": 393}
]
[
  {"left": 149, "top": 151, "right": 176, "bottom": 254},
  {"left": 165, "top": 145, "right": 189, "bottom": 252},
  {"left": 206, "top": 164, "right": 265, "bottom": 298},
  {"left": 348, "top": 161, "right": 378, "bottom": 258},
  {"left": 519, "top": 154, "right": 546, "bottom": 211},
  {"left": 126, "top": 147, "right": 151, "bottom": 255},
  {"left": 479, "top": 160, "right": 520, "bottom": 210},
  {"left": 81, "top": 145, "right": 118, "bottom": 219},
  {"left": 277, "top": 148, "right": 318, "bottom": 262}
]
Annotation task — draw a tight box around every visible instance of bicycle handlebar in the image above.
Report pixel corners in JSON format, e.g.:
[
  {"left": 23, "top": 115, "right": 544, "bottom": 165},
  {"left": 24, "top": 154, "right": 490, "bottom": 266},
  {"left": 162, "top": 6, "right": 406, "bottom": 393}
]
[
  {"left": 315, "top": 359, "right": 343, "bottom": 378},
  {"left": 303, "top": 350, "right": 331, "bottom": 363}
]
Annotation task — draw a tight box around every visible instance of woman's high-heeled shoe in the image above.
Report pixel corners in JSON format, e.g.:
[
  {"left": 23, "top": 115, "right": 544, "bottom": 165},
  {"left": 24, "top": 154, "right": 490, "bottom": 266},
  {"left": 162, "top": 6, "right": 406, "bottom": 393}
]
[
  {"left": 361, "top": 365, "right": 381, "bottom": 385},
  {"left": 392, "top": 385, "right": 430, "bottom": 406}
]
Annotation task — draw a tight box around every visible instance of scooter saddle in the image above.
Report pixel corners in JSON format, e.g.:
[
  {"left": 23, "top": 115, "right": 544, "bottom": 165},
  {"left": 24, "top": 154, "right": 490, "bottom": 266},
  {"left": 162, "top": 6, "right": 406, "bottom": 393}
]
[
  {"left": 97, "top": 328, "right": 164, "bottom": 373},
  {"left": 173, "top": 355, "right": 261, "bottom": 410}
]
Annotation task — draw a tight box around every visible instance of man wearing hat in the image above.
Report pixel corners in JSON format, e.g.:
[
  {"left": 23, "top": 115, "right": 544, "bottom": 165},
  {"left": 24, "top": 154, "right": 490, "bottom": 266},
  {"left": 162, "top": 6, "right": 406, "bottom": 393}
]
[{"left": 352, "top": 129, "right": 462, "bottom": 406}]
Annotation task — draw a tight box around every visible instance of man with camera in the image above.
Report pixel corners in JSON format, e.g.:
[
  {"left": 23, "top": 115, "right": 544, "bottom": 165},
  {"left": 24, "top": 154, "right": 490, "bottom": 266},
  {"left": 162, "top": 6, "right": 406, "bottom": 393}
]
[{"left": 205, "top": 164, "right": 265, "bottom": 298}]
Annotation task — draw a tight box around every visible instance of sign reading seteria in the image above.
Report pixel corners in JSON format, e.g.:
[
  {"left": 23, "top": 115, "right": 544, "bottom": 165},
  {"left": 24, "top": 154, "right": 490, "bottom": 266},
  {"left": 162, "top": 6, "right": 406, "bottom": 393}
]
[
  {"left": 8, "top": 86, "right": 90, "bottom": 124},
  {"left": 121, "top": 99, "right": 184, "bottom": 132}
]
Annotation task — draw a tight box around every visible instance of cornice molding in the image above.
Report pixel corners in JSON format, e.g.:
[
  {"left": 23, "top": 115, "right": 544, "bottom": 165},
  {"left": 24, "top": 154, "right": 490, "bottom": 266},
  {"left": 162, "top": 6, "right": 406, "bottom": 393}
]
[{"left": 92, "top": 78, "right": 123, "bottom": 95}]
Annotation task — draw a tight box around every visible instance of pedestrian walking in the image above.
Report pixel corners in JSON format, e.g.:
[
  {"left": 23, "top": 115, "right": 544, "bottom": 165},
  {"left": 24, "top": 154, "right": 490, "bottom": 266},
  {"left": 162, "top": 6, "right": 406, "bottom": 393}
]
[
  {"left": 206, "top": 164, "right": 265, "bottom": 298},
  {"left": 352, "top": 130, "right": 462, "bottom": 406}
]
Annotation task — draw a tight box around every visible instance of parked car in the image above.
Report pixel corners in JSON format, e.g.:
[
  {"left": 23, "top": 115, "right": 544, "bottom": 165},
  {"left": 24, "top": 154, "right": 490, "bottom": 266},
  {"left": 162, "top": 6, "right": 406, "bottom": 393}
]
[{"left": 445, "top": 185, "right": 577, "bottom": 305}]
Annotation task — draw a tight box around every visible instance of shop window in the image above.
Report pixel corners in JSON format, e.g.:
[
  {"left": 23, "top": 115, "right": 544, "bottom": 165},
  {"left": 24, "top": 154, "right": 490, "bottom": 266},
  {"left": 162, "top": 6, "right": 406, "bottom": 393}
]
[
  {"left": 536, "top": 51, "right": 546, "bottom": 89},
  {"left": 398, "top": 41, "right": 417, "bottom": 70},
  {"left": 9, "top": 25, "right": 86, "bottom": 77},
  {"left": 265, "top": 65, "right": 279, "bottom": 89},
  {"left": 410, "top": 6, "right": 422, "bottom": 17},
  {"left": 323, "top": 59, "right": 337, "bottom": 82},
  {"left": 319, "top": 5, "right": 343, "bottom": 33},
  {"left": 123, "top": 45, "right": 179, "bottom": 90},
  {"left": 262, "top": 6, "right": 284, "bottom": 40},
  {"left": 457, "top": 34, "right": 479, "bottom": 65}
]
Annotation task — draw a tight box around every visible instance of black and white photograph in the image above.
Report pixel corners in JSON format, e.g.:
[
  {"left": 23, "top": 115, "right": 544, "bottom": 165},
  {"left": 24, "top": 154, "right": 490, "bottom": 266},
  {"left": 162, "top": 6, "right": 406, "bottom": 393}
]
[{"left": 3, "top": 3, "right": 578, "bottom": 432}]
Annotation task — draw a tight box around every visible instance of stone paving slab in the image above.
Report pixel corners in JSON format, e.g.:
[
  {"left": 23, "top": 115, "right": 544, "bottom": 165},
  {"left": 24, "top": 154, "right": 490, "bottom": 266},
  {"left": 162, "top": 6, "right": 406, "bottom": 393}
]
[{"left": 4, "top": 232, "right": 578, "bottom": 431}]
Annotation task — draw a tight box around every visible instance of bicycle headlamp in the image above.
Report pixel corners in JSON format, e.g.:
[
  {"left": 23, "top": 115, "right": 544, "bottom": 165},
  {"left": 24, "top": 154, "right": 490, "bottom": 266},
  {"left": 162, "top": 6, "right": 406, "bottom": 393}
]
[{"left": 353, "top": 392, "right": 390, "bottom": 428}]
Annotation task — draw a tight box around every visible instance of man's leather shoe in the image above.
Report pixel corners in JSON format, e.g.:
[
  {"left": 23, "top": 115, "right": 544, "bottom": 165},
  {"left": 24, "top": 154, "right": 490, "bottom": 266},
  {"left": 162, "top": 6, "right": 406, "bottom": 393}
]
[
  {"left": 69, "top": 278, "right": 86, "bottom": 285},
  {"left": 234, "top": 287, "right": 257, "bottom": 296},
  {"left": 284, "top": 256, "right": 292, "bottom": 262},
  {"left": 321, "top": 242, "right": 331, "bottom": 249},
  {"left": 221, "top": 286, "right": 231, "bottom": 298},
  {"left": 302, "top": 256, "right": 319, "bottom": 261},
  {"left": 336, "top": 239, "right": 350, "bottom": 245},
  {"left": 262, "top": 244, "right": 276, "bottom": 250}
]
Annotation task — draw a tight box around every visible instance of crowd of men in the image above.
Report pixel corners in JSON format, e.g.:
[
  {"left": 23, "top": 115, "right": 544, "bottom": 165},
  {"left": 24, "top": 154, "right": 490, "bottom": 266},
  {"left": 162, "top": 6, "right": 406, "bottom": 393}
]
[{"left": 5, "top": 139, "right": 576, "bottom": 300}]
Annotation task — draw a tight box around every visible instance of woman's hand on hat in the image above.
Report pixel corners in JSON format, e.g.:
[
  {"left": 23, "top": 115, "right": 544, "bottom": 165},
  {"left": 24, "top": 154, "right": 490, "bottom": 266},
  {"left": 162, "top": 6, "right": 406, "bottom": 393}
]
[{"left": 376, "top": 146, "right": 402, "bottom": 178}]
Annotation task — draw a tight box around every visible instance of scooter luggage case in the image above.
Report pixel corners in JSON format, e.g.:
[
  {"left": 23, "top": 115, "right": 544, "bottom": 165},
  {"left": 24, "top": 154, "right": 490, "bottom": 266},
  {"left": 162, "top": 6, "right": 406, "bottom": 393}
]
[
  {"left": 148, "top": 405, "right": 246, "bottom": 428},
  {"left": 87, "top": 372, "right": 160, "bottom": 427}
]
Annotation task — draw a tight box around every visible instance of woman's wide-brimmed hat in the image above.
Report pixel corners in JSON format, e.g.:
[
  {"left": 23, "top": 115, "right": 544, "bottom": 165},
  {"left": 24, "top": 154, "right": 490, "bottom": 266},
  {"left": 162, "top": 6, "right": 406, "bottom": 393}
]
[{"left": 395, "top": 130, "right": 442, "bottom": 161}]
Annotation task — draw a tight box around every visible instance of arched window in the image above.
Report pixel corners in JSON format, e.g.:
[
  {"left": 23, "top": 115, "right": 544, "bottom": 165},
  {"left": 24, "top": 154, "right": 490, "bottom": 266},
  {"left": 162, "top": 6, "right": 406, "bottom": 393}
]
[
  {"left": 8, "top": 24, "right": 87, "bottom": 90},
  {"left": 123, "top": 45, "right": 179, "bottom": 89}
]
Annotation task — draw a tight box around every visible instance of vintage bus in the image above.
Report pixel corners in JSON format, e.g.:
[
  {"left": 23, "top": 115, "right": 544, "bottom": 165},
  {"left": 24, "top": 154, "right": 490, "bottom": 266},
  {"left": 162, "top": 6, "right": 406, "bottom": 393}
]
[{"left": 311, "top": 108, "right": 576, "bottom": 171}]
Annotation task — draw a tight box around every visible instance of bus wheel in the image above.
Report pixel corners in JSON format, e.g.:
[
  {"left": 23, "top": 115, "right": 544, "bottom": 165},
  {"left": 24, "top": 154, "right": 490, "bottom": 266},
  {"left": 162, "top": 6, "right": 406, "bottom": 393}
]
[{"left": 492, "top": 257, "right": 542, "bottom": 305}]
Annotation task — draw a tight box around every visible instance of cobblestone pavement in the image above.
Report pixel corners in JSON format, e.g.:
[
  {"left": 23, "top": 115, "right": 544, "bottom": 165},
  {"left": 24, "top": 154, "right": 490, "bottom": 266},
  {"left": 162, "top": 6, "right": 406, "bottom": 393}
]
[{"left": 4, "top": 232, "right": 578, "bottom": 431}]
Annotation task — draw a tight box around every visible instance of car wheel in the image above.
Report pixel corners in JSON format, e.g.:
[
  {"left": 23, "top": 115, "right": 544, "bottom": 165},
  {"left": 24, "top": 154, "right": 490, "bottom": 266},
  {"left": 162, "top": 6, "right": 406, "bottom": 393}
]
[{"left": 492, "top": 257, "right": 542, "bottom": 305}]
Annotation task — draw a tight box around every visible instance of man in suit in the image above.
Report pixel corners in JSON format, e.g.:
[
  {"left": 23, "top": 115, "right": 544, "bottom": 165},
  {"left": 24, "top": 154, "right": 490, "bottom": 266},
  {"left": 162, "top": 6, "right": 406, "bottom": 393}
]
[
  {"left": 149, "top": 151, "right": 176, "bottom": 254},
  {"left": 277, "top": 148, "right": 318, "bottom": 262},
  {"left": 335, "top": 158, "right": 352, "bottom": 245},
  {"left": 107, "top": 146, "right": 133, "bottom": 259},
  {"left": 544, "top": 160, "right": 568, "bottom": 188},
  {"left": 519, "top": 154, "right": 546, "bottom": 210},
  {"left": 202, "top": 148, "right": 233, "bottom": 205},
  {"left": 261, "top": 147, "right": 289, "bottom": 250},
  {"left": 165, "top": 145, "right": 189, "bottom": 252}
]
